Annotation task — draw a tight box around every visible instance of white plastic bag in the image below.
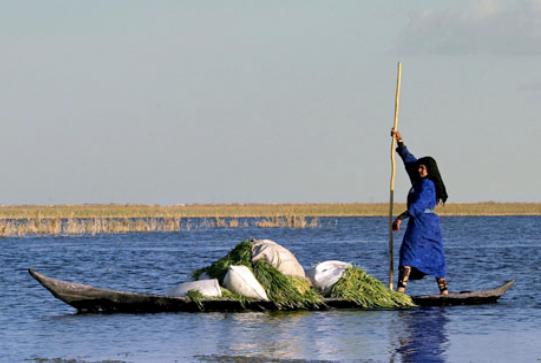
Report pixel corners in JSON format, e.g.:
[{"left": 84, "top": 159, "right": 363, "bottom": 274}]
[
  {"left": 251, "top": 239, "right": 305, "bottom": 278},
  {"left": 306, "top": 260, "right": 352, "bottom": 295},
  {"left": 223, "top": 265, "right": 269, "bottom": 301},
  {"left": 167, "top": 279, "right": 222, "bottom": 298}
]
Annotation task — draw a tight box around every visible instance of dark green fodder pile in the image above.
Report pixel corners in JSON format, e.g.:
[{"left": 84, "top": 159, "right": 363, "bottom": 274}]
[
  {"left": 192, "top": 240, "right": 253, "bottom": 283},
  {"left": 192, "top": 240, "right": 415, "bottom": 310},
  {"left": 186, "top": 290, "right": 205, "bottom": 310},
  {"left": 330, "top": 267, "right": 414, "bottom": 308},
  {"left": 252, "top": 260, "right": 323, "bottom": 309},
  {"left": 192, "top": 240, "right": 322, "bottom": 310}
]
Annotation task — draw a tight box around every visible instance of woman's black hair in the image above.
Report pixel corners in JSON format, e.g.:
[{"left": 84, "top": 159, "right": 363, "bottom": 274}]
[{"left": 417, "top": 156, "right": 448, "bottom": 205}]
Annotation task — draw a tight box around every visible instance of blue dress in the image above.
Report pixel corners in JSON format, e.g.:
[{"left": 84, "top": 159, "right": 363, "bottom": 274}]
[{"left": 397, "top": 144, "right": 446, "bottom": 279}]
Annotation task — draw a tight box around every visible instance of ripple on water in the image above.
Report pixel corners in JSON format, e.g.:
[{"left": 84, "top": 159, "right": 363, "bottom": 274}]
[{"left": 1, "top": 216, "right": 540, "bottom": 362}]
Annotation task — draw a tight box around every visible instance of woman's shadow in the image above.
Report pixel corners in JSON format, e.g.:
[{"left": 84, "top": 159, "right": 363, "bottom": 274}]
[{"left": 391, "top": 307, "right": 450, "bottom": 363}]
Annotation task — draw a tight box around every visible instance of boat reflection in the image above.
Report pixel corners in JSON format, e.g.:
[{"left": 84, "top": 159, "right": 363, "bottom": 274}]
[{"left": 392, "top": 307, "right": 450, "bottom": 363}]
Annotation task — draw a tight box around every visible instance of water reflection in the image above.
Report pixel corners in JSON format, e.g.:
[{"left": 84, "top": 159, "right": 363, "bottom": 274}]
[
  {"left": 217, "top": 311, "right": 313, "bottom": 359},
  {"left": 392, "top": 308, "right": 449, "bottom": 363},
  {"left": 209, "top": 310, "right": 397, "bottom": 361},
  {"left": 4, "top": 217, "right": 538, "bottom": 362}
]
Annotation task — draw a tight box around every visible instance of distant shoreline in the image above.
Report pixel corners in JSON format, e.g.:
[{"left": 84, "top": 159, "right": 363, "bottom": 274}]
[
  {"left": 1, "top": 203, "right": 539, "bottom": 236},
  {"left": 1, "top": 202, "right": 540, "bottom": 218}
]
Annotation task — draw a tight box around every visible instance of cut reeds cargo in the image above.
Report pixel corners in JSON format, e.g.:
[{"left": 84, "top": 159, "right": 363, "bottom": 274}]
[
  {"left": 251, "top": 239, "right": 306, "bottom": 278},
  {"left": 252, "top": 260, "right": 324, "bottom": 309},
  {"left": 330, "top": 266, "right": 415, "bottom": 308},
  {"left": 192, "top": 240, "right": 253, "bottom": 283},
  {"left": 192, "top": 239, "right": 323, "bottom": 309},
  {"left": 191, "top": 239, "right": 413, "bottom": 310}
]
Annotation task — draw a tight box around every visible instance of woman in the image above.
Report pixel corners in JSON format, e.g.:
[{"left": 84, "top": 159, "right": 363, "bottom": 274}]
[{"left": 391, "top": 129, "right": 449, "bottom": 296}]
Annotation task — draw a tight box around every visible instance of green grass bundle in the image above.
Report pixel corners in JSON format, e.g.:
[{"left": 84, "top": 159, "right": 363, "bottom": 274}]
[
  {"left": 220, "top": 287, "right": 254, "bottom": 307},
  {"left": 186, "top": 290, "right": 205, "bottom": 310},
  {"left": 191, "top": 240, "right": 413, "bottom": 310},
  {"left": 329, "top": 267, "right": 415, "bottom": 308},
  {"left": 192, "top": 240, "right": 253, "bottom": 283},
  {"left": 186, "top": 288, "right": 254, "bottom": 312},
  {"left": 252, "top": 260, "right": 324, "bottom": 310}
]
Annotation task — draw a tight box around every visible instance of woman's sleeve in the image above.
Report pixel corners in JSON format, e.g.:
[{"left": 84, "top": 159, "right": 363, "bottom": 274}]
[
  {"left": 407, "top": 181, "right": 436, "bottom": 217},
  {"left": 396, "top": 143, "right": 418, "bottom": 183}
]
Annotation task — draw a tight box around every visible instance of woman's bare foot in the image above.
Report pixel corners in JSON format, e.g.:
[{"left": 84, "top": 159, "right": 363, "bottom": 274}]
[
  {"left": 436, "top": 277, "right": 448, "bottom": 296},
  {"left": 440, "top": 289, "right": 449, "bottom": 297}
]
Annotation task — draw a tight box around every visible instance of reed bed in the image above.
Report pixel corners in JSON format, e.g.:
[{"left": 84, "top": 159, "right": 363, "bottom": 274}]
[
  {"left": 1, "top": 202, "right": 539, "bottom": 220},
  {"left": 0, "top": 217, "right": 181, "bottom": 237},
  {"left": 0, "top": 202, "right": 539, "bottom": 236},
  {"left": 0, "top": 216, "right": 319, "bottom": 237}
]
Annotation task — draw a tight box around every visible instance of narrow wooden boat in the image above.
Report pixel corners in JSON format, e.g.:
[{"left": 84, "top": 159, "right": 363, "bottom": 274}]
[{"left": 28, "top": 269, "right": 514, "bottom": 314}]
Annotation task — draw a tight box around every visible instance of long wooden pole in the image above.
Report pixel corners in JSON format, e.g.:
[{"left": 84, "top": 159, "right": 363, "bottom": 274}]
[{"left": 388, "top": 62, "right": 402, "bottom": 290}]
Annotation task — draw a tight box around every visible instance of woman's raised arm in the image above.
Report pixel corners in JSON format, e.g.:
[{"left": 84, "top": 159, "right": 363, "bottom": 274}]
[{"left": 391, "top": 129, "right": 418, "bottom": 182}]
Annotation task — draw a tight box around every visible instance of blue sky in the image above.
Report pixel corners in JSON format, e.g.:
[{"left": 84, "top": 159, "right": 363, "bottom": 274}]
[{"left": 1, "top": 1, "right": 540, "bottom": 204}]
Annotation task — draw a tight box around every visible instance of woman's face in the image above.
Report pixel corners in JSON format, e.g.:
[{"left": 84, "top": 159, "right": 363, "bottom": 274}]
[{"left": 418, "top": 164, "right": 428, "bottom": 178}]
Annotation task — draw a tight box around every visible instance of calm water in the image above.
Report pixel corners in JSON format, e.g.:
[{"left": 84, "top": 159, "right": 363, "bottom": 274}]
[{"left": 1, "top": 217, "right": 540, "bottom": 363}]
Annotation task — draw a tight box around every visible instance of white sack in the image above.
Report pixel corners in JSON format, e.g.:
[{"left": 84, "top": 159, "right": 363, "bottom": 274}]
[
  {"left": 251, "top": 239, "right": 305, "bottom": 279},
  {"left": 306, "top": 260, "right": 352, "bottom": 296},
  {"left": 167, "top": 279, "right": 222, "bottom": 298},
  {"left": 223, "top": 265, "right": 269, "bottom": 301}
]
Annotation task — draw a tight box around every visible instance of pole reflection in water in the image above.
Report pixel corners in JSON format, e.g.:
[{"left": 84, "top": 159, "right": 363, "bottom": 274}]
[{"left": 391, "top": 308, "right": 450, "bottom": 363}]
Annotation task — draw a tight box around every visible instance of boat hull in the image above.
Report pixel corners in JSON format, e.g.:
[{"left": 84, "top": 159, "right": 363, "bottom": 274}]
[{"left": 28, "top": 269, "right": 514, "bottom": 314}]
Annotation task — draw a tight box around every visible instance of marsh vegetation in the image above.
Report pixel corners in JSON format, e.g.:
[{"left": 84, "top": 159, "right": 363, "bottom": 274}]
[{"left": 0, "top": 202, "right": 538, "bottom": 236}]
